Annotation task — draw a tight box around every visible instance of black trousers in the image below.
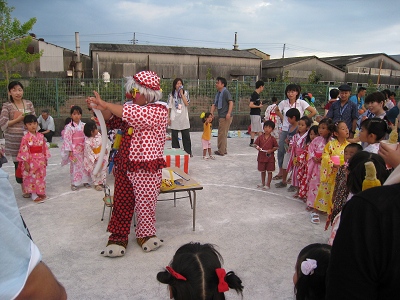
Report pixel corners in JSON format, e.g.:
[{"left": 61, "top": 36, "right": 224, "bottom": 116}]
[
  {"left": 171, "top": 129, "right": 192, "bottom": 155},
  {"left": 38, "top": 129, "right": 54, "bottom": 143}
]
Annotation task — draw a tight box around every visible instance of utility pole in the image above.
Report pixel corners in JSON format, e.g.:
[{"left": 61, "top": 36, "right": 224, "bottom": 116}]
[
  {"left": 131, "top": 32, "right": 138, "bottom": 45},
  {"left": 282, "top": 43, "right": 286, "bottom": 59},
  {"left": 377, "top": 58, "right": 384, "bottom": 85}
]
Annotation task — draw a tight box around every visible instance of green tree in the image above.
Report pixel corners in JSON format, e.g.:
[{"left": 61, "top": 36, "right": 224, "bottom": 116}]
[
  {"left": 308, "top": 70, "right": 323, "bottom": 84},
  {"left": 0, "top": 0, "right": 41, "bottom": 84}
]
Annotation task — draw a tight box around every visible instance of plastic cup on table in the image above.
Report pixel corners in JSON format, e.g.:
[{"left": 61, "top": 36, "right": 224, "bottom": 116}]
[{"left": 330, "top": 155, "right": 340, "bottom": 165}]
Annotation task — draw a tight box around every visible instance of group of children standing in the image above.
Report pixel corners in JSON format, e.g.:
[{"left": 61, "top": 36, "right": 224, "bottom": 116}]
[
  {"left": 16, "top": 105, "right": 109, "bottom": 204},
  {"left": 253, "top": 95, "right": 393, "bottom": 228},
  {"left": 61, "top": 105, "right": 108, "bottom": 192}
]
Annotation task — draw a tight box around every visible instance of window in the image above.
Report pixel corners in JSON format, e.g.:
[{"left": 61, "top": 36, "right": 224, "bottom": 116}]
[
  {"left": 371, "top": 68, "right": 391, "bottom": 76},
  {"left": 243, "top": 75, "right": 257, "bottom": 82},
  {"left": 392, "top": 70, "right": 400, "bottom": 77},
  {"left": 348, "top": 66, "right": 370, "bottom": 74}
]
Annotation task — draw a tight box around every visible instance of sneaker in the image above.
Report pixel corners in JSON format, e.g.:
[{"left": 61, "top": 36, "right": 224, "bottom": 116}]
[{"left": 287, "top": 185, "right": 297, "bottom": 192}]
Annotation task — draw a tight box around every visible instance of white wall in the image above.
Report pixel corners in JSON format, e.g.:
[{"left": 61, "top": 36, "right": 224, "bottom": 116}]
[{"left": 39, "top": 41, "right": 64, "bottom": 72}]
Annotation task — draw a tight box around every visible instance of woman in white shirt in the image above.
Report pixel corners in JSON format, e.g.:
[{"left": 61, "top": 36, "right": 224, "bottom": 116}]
[
  {"left": 167, "top": 78, "right": 192, "bottom": 156},
  {"left": 274, "top": 84, "right": 317, "bottom": 180}
]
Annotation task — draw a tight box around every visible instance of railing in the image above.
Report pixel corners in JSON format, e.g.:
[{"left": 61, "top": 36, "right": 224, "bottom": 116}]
[{"left": 0, "top": 78, "right": 374, "bottom": 118}]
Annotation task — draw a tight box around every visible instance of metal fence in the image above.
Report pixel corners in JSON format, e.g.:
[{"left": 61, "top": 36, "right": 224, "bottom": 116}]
[{"left": 0, "top": 78, "right": 372, "bottom": 118}]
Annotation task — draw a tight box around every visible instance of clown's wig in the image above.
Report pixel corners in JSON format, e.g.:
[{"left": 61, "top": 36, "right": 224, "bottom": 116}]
[{"left": 125, "top": 76, "right": 163, "bottom": 103}]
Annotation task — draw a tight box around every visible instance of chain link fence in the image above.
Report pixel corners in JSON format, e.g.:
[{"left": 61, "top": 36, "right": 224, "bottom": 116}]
[{"left": 0, "top": 78, "right": 374, "bottom": 118}]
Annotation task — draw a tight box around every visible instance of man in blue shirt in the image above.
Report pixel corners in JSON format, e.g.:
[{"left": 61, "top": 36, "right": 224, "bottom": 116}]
[
  {"left": 349, "top": 86, "right": 366, "bottom": 114},
  {"left": 326, "top": 84, "right": 359, "bottom": 138},
  {"left": 210, "top": 77, "right": 234, "bottom": 156}
]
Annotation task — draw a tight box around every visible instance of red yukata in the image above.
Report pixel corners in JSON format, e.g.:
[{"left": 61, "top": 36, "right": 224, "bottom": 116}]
[{"left": 17, "top": 132, "right": 50, "bottom": 195}]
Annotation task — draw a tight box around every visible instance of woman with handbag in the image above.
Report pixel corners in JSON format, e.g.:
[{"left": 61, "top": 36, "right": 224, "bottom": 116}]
[{"left": 0, "top": 81, "right": 35, "bottom": 197}]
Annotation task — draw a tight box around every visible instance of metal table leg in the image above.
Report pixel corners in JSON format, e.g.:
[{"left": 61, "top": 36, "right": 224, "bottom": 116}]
[{"left": 193, "top": 191, "right": 196, "bottom": 231}]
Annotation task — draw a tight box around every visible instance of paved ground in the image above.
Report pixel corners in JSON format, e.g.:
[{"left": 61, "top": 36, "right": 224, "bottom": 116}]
[{"left": 4, "top": 131, "right": 329, "bottom": 300}]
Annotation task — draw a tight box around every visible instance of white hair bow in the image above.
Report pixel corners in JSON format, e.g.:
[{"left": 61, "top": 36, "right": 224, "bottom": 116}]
[{"left": 301, "top": 258, "right": 317, "bottom": 275}]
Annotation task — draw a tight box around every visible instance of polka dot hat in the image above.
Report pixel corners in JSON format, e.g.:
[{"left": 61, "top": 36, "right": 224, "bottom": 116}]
[{"left": 133, "top": 71, "right": 161, "bottom": 90}]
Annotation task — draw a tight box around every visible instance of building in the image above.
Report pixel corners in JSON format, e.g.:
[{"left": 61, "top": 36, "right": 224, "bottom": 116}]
[
  {"left": 321, "top": 53, "right": 400, "bottom": 89},
  {"left": 89, "top": 43, "right": 267, "bottom": 81},
  {"left": 261, "top": 56, "right": 345, "bottom": 83},
  {"left": 10, "top": 37, "right": 91, "bottom": 79}
]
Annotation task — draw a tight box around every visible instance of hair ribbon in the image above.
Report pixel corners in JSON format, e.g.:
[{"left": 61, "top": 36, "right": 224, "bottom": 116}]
[
  {"left": 301, "top": 258, "right": 317, "bottom": 275},
  {"left": 216, "top": 268, "right": 229, "bottom": 292},
  {"left": 166, "top": 266, "right": 187, "bottom": 281}
]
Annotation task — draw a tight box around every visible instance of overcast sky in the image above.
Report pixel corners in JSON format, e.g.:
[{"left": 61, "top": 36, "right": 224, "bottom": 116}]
[{"left": 8, "top": 0, "right": 400, "bottom": 58}]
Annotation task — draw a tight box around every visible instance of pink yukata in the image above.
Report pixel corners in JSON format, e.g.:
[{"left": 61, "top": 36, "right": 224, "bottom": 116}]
[
  {"left": 84, "top": 132, "right": 108, "bottom": 185},
  {"left": 61, "top": 121, "right": 90, "bottom": 186},
  {"left": 17, "top": 132, "right": 50, "bottom": 195},
  {"left": 306, "top": 136, "right": 331, "bottom": 208}
]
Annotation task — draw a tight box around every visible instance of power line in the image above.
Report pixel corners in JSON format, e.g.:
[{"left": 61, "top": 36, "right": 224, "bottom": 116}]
[{"left": 38, "top": 31, "right": 341, "bottom": 57}]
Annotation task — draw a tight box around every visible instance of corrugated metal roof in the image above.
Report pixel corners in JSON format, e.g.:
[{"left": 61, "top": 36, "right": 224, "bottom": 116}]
[
  {"left": 90, "top": 43, "right": 261, "bottom": 59},
  {"left": 391, "top": 55, "right": 400, "bottom": 63},
  {"left": 262, "top": 56, "right": 316, "bottom": 68},
  {"left": 261, "top": 55, "right": 344, "bottom": 71},
  {"left": 320, "top": 53, "right": 385, "bottom": 68}
]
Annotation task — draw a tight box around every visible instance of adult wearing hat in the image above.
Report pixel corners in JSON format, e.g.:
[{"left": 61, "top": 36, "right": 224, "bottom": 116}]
[
  {"left": 326, "top": 84, "right": 359, "bottom": 138},
  {"left": 87, "top": 71, "right": 168, "bottom": 257}
]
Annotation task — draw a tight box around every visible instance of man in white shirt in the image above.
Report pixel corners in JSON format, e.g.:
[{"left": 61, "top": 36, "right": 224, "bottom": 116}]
[{"left": 37, "top": 109, "right": 55, "bottom": 142}]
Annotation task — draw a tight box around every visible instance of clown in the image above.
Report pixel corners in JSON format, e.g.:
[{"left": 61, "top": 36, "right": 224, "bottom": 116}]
[{"left": 87, "top": 71, "right": 168, "bottom": 257}]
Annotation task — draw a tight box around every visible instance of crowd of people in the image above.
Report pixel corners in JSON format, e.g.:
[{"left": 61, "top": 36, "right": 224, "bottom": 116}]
[
  {"left": 1, "top": 75, "right": 400, "bottom": 298},
  {"left": 246, "top": 82, "right": 400, "bottom": 299}
]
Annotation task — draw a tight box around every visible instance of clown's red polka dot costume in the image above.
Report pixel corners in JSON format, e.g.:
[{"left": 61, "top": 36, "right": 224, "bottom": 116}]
[{"left": 101, "top": 71, "right": 168, "bottom": 256}]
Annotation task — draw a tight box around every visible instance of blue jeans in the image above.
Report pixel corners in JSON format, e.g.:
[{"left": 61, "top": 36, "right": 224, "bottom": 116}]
[{"left": 277, "top": 130, "right": 288, "bottom": 169}]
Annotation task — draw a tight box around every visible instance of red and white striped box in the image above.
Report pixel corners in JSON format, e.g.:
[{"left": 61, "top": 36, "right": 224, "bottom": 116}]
[{"left": 163, "top": 148, "right": 190, "bottom": 174}]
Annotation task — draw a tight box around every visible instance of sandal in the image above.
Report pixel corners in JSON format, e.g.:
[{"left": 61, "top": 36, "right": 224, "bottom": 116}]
[
  {"left": 94, "top": 185, "right": 103, "bottom": 191},
  {"left": 22, "top": 193, "right": 31, "bottom": 198},
  {"left": 257, "top": 184, "right": 265, "bottom": 188},
  {"left": 310, "top": 212, "right": 320, "bottom": 224},
  {"left": 33, "top": 197, "right": 45, "bottom": 204},
  {"left": 209, "top": 155, "right": 215, "bottom": 160},
  {"left": 272, "top": 175, "right": 283, "bottom": 180},
  {"left": 83, "top": 183, "right": 91, "bottom": 188},
  {"left": 287, "top": 185, "right": 297, "bottom": 192},
  {"left": 275, "top": 181, "right": 287, "bottom": 188},
  {"left": 214, "top": 151, "right": 225, "bottom": 156},
  {"left": 71, "top": 185, "right": 78, "bottom": 191},
  {"left": 202, "top": 156, "right": 209, "bottom": 160}
]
